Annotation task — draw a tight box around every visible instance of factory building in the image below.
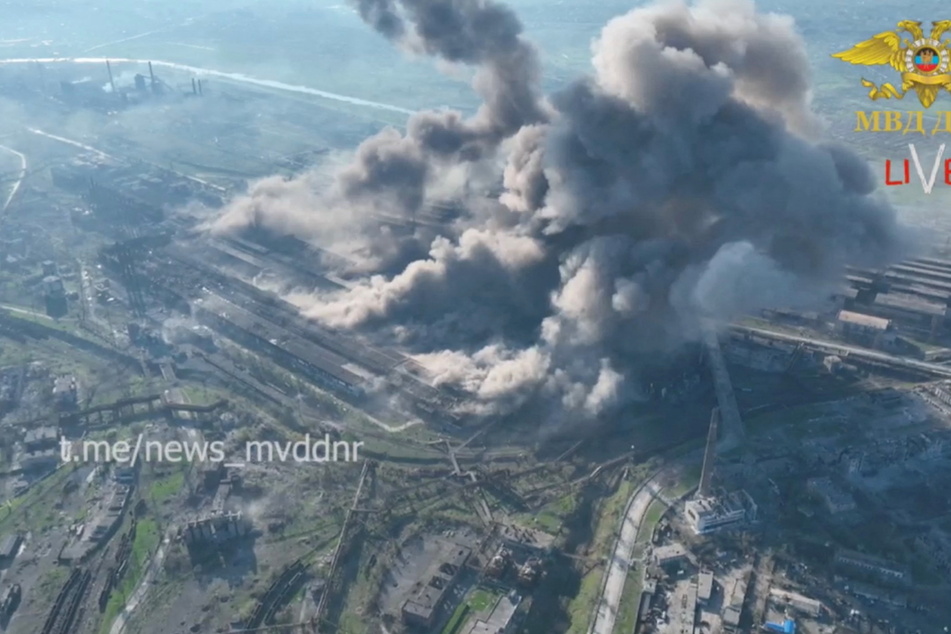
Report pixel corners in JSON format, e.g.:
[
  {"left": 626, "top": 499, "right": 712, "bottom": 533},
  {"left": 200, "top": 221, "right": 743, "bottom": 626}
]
[
  {"left": 87, "top": 179, "right": 164, "bottom": 225},
  {"left": 722, "top": 571, "right": 750, "bottom": 631},
  {"left": 52, "top": 375, "right": 79, "bottom": 409},
  {"left": 770, "top": 588, "right": 823, "bottom": 617},
  {"left": 869, "top": 292, "right": 946, "bottom": 330},
  {"left": 806, "top": 477, "right": 856, "bottom": 514},
  {"left": 53, "top": 154, "right": 223, "bottom": 227},
  {"left": 685, "top": 490, "right": 758, "bottom": 535},
  {"left": 23, "top": 426, "right": 58, "bottom": 452},
  {"left": 18, "top": 448, "right": 58, "bottom": 472},
  {"left": 682, "top": 582, "right": 699, "bottom": 633},
  {"left": 463, "top": 592, "right": 526, "bottom": 634},
  {"left": 697, "top": 569, "right": 714, "bottom": 603},
  {"left": 834, "top": 549, "right": 910, "bottom": 585},
  {"left": 58, "top": 77, "right": 116, "bottom": 109},
  {"left": 788, "top": 594, "right": 822, "bottom": 618},
  {"left": 181, "top": 512, "right": 251, "bottom": 547},
  {"left": 848, "top": 582, "right": 907, "bottom": 607},
  {"left": 401, "top": 545, "right": 471, "bottom": 629},
  {"left": 42, "top": 275, "right": 67, "bottom": 317},
  {"left": 765, "top": 619, "right": 797, "bottom": 634},
  {"left": 684, "top": 407, "right": 757, "bottom": 534},
  {"left": 652, "top": 543, "right": 690, "bottom": 567},
  {"left": 194, "top": 298, "right": 365, "bottom": 398},
  {"left": 0, "top": 534, "right": 22, "bottom": 567},
  {"left": 836, "top": 310, "right": 896, "bottom": 348},
  {"left": 60, "top": 482, "right": 132, "bottom": 562}
]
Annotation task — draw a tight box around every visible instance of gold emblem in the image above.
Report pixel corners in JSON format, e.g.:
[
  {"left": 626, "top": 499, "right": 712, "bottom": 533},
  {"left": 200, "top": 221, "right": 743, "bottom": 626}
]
[{"left": 833, "top": 20, "right": 951, "bottom": 108}]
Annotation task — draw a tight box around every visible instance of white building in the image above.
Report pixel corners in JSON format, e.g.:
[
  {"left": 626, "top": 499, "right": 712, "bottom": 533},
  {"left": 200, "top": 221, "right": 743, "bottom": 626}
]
[
  {"left": 685, "top": 490, "right": 757, "bottom": 535},
  {"left": 697, "top": 570, "right": 714, "bottom": 602},
  {"left": 770, "top": 587, "right": 823, "bottom": 617},
  {"left": 836, "top": 310, "right": 896, "bottom": 347},
  {"left": 652, "top": 542, "right": 689, "bottom": 566}
]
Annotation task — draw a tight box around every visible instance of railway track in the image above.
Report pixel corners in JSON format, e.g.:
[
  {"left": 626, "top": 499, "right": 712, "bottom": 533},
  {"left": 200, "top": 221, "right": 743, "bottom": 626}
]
[
  {"left": 40, "top": 568, "right": 93, "bottom": 634},
  {"left": 243, "top": 560, "right": 308, "bottom": 630}
]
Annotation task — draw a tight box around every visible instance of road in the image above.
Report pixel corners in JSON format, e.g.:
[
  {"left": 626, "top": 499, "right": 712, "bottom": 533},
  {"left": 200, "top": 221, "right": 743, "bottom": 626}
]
[
  {"left": 591, "top": 439, "right": 731, "bottom": 634},
  {"left": 28, "top": 128, "right": 228, "bottom": 194},
  {"left": 0, "top": 57, "right": 415, "bottom": 116},
  {"left": 733, "top": 324, "right": 951, "bottom": 378},
  {"left": 0, "top": 303, "right": 50, "bottom": 321},
  {"left": 590, "top": 474, "right": 664, "bottom": 634},
  {"left": 108, "top": 531, "right": 172, "bottom": 634},
  {"left": 27, "top": 128, "right": 113, "bottom": 160},
  {"left": 0, "top": 143, "right": 26, "bottom": 213}
]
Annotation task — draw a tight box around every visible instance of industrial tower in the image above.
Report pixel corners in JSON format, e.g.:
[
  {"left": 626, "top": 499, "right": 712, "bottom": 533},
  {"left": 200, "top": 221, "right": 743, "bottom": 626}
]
[{"left": 698, "top": 407, "right": 719, "bottom": 498}]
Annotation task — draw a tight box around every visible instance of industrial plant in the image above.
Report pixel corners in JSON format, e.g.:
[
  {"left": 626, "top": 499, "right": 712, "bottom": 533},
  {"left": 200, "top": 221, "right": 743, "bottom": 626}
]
[{"left": 0, "top": 1, "right": 949, "bottom": 634}]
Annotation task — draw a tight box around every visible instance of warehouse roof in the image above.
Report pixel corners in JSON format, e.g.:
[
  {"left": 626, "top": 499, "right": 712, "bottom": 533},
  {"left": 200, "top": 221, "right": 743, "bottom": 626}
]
[{"left": 837, "top": 310, "right": 890, "bottom": 330}]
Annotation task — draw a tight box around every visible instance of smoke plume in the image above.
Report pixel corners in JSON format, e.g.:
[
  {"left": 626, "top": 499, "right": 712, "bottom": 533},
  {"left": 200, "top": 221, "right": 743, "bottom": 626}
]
[{"left": 212, "top": 0, "right": 905, "bottom": 421}]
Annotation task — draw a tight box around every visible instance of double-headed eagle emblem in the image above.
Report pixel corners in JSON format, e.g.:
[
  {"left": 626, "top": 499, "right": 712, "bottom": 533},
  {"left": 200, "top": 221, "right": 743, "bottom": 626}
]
[{"left": 833, "top": 20, "right": 951, "bottom": 108}]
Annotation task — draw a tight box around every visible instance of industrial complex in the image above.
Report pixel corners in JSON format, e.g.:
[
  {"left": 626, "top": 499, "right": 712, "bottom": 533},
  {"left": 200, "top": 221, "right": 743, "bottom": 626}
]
[{"left": 0, "top": 5, "right": 949, "bottom": 634}]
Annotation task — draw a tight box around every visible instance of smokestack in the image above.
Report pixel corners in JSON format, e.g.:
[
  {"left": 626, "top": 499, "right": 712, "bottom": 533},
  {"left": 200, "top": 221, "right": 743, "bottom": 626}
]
[
  {"left": 106, "top": 60, "right": 116, "bottom": 95},
  {"left": 197, "top": 79, "right": 202, "bottom": 96},
  {"left": 191, "top": 78, "right": 197, "bottom": 95},
  {"left": 148, "top": 61, "right": 156, "bottom": 93},
  {"left": 698, "top": 407, "right": 719, "bottom": 498}
]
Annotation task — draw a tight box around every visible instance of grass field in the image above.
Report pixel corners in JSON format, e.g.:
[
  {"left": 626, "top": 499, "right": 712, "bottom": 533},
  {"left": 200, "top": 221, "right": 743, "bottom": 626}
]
[
  {"left": 563, "top": 477, "right": 638, "bottom": 634},
  {"left": 147, "top": 469, "right": 186, "bottom": 506},
  {"left": 467, "top": 587, "right": 501, "bottom": 613},
  {"left": 441, "top": 604, "right": 471, "bottom": 634},
  {"left": 99, "top": 516, "right": 162, "bottom": 634}
]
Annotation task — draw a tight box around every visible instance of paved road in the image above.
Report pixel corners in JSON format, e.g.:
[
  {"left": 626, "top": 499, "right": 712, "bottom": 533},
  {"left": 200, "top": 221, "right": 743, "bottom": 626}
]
[
  {"left": 0, "top": 143, "right": 26, "bottom": 213},
  {"left": 590, "top": 440, "right": 732, "bottom": 634},
  {"left": 590, "top": 475, "right": 663, "bottom": 634},
  {"left": 734, "top": 324, "right": 951, "bottom": 378},
  {"left": 0, "top": 58, "right": 416, "bottom": 116},
  {"left": 0, "top": 303, "right": 50, "bottom": 320},
  {"left": 109, "top": 531, "right": 172, "bottom": 634}
]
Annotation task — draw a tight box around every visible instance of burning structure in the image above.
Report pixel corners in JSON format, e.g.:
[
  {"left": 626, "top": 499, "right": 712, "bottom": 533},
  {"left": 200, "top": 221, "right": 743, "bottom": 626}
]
[{"left": 209, "top": 0, "right": 904, "bottom": 425}]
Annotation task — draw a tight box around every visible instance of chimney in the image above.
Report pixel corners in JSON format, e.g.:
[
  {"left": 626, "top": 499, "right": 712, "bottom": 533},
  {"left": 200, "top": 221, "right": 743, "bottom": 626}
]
[
  {"left": 148, "top": 61, "right": 156, "bottom": 93},
  {"left": 698, "top": 407, "right": 719, "bottom": 498},
  {"left": 106, "top": 60, "right": 117, "bottom": 95},
  {"left": 197, "top": 79, "right": 203, "bottom": 96},
  {"left": 191, "top": 78, "right": 197, "bottom": 95}
]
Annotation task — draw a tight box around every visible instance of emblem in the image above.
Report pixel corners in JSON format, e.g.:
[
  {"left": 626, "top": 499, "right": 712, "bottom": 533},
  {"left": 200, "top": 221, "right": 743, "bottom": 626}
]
[{"left": 833, "top": 20, "right": 951, "bottom": 108}]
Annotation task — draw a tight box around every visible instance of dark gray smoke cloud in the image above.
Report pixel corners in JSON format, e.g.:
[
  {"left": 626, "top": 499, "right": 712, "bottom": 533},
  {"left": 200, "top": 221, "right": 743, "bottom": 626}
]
[
  {"left": 338, "top": 0, "right": 549, "bottom": 214},
  {"left": 214, "top": 0, "right": 549, "bottom": 272},
  {"left": 214, "top": 0, "right": 906, "bottom": 421}
]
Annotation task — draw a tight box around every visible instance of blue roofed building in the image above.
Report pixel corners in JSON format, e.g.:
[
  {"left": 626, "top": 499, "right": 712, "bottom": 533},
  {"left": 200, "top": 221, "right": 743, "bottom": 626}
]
[{"left": 764, "top": 619, "right": 796, "bottom": 634}]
